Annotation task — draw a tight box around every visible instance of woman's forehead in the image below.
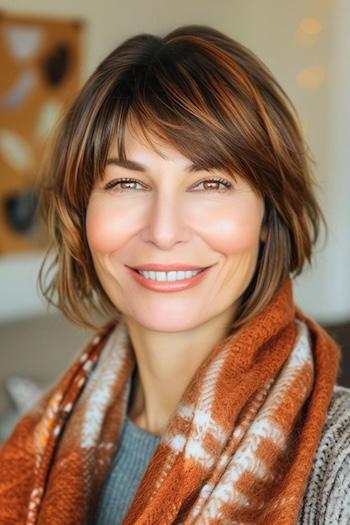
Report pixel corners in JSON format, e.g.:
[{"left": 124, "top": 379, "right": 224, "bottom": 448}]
[{"left": 110, "top": 116, "right": 192, "bottom": 166}]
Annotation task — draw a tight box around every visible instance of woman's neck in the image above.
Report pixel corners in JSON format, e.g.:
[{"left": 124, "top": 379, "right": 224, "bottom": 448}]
[{"left": 123, "top": 305, "right": 237, "bottom": 436}]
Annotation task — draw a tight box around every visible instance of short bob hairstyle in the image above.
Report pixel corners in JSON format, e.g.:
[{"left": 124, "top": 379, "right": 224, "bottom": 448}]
[{"left": 37, "top": 24, "right": 326, "bottom": 331}]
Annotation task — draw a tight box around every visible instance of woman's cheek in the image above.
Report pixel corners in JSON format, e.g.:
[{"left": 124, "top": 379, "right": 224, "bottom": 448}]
[
  {"left": 194, "top": 203, "right": 263, "bottom": 255},
  {"left": 85, "top": 198, "right": 134, "bottom": 253}
]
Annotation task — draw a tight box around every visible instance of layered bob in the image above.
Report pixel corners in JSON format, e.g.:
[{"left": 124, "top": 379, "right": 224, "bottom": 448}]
[{"left": 37, "top": 24, "right": 326, "bottom": 331}]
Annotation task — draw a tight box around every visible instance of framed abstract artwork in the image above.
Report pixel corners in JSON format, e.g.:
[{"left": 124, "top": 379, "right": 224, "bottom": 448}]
[{"left": 0, "top": 11, "right": 84, "bottom": 254}]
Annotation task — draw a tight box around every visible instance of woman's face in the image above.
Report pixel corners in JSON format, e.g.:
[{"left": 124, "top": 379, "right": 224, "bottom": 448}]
[{"left": 86, "top": 120, "right": 265, "bottom": 332}]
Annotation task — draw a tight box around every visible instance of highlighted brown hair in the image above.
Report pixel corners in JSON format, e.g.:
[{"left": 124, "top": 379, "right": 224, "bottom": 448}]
[{"left": 37, "top": 25, "right": 326, "bottom": 331}]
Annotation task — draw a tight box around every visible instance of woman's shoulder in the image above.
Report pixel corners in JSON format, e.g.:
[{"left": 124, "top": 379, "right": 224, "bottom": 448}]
[
  {"left": 325, "top": 383, "right": 350, "bottom": 422},
  {"left": 297, "top": 383, "right": 350, "bottom": 524},
  {"left": 321, "top": 383, "right": 350, "bottom": 447}
]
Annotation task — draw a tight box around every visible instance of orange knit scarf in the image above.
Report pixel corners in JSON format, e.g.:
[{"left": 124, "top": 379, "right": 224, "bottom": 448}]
[{"left": 0, "top": 277, "right": 341, "bottom": 524}]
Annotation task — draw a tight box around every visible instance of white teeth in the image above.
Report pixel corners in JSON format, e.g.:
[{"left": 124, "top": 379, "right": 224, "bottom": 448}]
[{"left": 138, "top": 269, "right": 202, "bottom": 281}]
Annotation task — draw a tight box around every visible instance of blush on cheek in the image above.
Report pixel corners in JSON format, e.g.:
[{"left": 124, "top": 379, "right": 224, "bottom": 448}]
[
  {"left": 85, "top": 201, "right": 129, "bottom": 254},
  {"left": 204, "top": 214, "right": 262, "bottom": 256}
]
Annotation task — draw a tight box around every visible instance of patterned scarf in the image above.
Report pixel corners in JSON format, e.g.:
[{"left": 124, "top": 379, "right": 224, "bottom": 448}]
[{"left": 0, "top": 276, "right": 341, "bottom": 525}]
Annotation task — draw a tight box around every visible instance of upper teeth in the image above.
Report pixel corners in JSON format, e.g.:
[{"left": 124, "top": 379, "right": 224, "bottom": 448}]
[{"left": 138, "top": 270, "right": 202, "bottom": 281}]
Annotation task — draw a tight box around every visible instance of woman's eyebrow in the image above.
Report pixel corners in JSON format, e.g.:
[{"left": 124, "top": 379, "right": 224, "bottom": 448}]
[{"left": 105, "top": 157, "right": 202, "bottom": 173}]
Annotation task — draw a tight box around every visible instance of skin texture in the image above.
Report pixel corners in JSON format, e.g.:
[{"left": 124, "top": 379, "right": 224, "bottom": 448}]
[{"left": 86, "top": 117, "right": 266, "bottom": 435}]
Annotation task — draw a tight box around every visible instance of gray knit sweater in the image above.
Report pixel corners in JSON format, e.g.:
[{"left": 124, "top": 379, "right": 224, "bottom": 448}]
[
  {"left": 94, "top": 413, "right": 160, "bottom": 524},
  {"left": 94, "top": 383, "right": 350, "bottom": 524},
  {"left": 296, "top": 384, "right": 350, "bottom": 524}
]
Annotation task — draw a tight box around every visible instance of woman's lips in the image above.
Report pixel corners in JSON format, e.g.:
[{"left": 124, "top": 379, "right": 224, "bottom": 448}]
[{"left": 125, "top": 265, "right": 213, "bottom": 292}]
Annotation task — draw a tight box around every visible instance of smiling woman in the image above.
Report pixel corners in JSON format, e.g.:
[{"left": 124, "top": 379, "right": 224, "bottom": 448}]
[
  {"left": 35, "top": 30, "right": 322, "bottom": 333},
  {"left": 85, "top": 119, "right": 266, "bottom": 333},
  {"left": 0, "top": 24, "right": 349, "bottom": 525}
]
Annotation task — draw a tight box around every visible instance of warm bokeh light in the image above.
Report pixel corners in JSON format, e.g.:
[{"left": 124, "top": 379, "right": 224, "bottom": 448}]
[
  {"left": 299, "top": 17, "right": 322, "bottom": 35},
  {"left": 297, "top": 66, "right": 326, "bottom": 90},
  {"left": 295, "top": 17, "right": 322, "bottom": 47}
]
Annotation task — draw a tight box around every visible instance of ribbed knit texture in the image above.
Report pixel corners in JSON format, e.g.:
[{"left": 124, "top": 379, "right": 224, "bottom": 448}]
[
  {"left": 0, "top": 277, "right": 343, "bottom": 525},
  {"left": 296, "top": 384, "right": 350, "bottom": 524},
  {"left": 94, "top": 415, "right": 160, "bottom": 525}
]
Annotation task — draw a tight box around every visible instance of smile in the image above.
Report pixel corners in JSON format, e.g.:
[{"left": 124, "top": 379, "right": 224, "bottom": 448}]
[
  {"left": 125, "top": 265, "right": 213, "bottom": 292},
  {"left": 136, "top": 269, "right": 203, "bottom": 281}
]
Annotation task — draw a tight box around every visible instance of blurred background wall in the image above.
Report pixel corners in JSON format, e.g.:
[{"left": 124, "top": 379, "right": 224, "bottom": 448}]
[{"left": 0, "top": 0, "right": 349, "bottom": 439}]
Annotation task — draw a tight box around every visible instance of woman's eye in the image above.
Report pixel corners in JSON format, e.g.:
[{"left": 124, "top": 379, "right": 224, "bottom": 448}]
[
  {"left": 104, "top": 178, "right": 144, "bottom": 192},
  {"left": 103, "top": 177, "right": 233, "bottom": 193},
  {"left": 193, "top": 178, "right": 233, "bottom": 192}
]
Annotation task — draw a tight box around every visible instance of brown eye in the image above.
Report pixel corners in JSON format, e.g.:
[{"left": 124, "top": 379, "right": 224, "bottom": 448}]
[
  {"left": 104, "top": 178, "right": 144, "bottom": 192},
  {"left": 193, "top": 178, "right": 233, "bottom": 191}
]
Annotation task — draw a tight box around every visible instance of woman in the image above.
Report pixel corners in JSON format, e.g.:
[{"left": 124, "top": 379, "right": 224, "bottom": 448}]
[{"left": 0, "top": 24, "right": 349, "bottom": 525}]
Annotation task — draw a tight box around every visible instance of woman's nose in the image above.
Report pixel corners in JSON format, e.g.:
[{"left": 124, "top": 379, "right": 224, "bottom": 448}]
[{"left": 140, "top": 193, "right": 191, "bottom": 249}]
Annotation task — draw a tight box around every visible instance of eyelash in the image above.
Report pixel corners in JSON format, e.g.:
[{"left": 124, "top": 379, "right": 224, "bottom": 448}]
[{"left": 103, "top": 177, "right": 233, "bottom": 193}]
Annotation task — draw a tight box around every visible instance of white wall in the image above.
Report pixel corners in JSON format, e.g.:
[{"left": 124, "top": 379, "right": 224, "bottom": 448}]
[
  {"left": 0, "top": 251, "right": 48, "bottom": 321},
  {"left": 0, "top": 0, "right": 349, "bottom": 323},
  {"left": 292, "top": 0, "right": 350, "bottom": 322}
]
